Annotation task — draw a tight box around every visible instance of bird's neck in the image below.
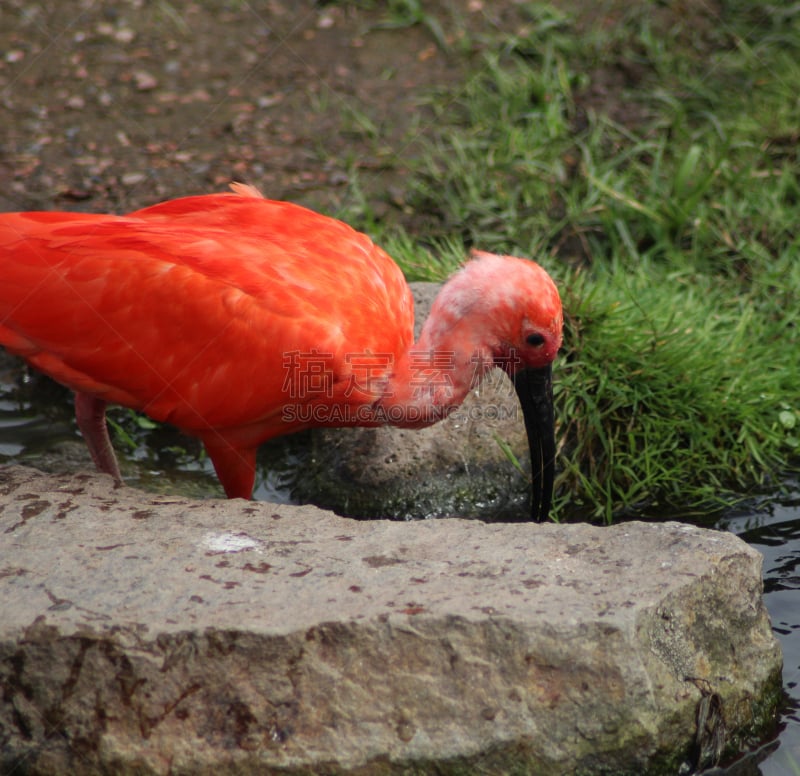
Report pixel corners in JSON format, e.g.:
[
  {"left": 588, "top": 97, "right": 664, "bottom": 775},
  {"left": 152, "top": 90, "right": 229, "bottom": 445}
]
[{"left": 375, "top": 321, "right": 496, "bottom": 428}]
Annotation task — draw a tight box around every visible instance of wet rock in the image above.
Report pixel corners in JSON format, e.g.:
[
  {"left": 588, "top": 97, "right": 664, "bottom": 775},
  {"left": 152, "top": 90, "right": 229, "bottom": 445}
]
[
  {"left": 0, "top": 465, "right": 782, "bottom": 775},
  {"left": 294, "top": 282, "right": 533, "bottom": 520}
]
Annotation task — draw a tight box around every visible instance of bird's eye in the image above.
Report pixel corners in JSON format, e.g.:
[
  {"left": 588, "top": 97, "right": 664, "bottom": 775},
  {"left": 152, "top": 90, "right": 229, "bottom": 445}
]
[{"left": 526, "top": 333, "right": 545, "bottom": 347}]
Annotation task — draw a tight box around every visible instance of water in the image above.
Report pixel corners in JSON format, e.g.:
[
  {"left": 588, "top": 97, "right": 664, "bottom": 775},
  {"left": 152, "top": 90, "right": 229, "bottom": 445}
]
[{"left": 712, "top": 489, "right": 800, "bottom": 775}]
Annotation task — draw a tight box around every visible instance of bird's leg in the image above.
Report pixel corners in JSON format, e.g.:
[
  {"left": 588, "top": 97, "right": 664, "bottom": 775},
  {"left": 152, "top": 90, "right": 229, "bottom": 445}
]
[
  {"left": 202, "top": 437, "right": 257, "bottom": 499},
  {"left": 74, "top": 392, "right": 122, "bottom": 482}
]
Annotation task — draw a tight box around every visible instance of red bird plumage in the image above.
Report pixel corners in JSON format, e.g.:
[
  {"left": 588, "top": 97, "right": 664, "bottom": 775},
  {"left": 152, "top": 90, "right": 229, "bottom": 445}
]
[{"left": 0, "top": 184, "right": 562, "bottom": 519}]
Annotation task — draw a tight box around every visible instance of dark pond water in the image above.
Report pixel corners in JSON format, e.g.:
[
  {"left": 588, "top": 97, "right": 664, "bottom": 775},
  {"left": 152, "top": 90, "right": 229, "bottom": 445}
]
[
  {"left": 709, "top": 488, "right": 800, "bottom": 776},
  {"left": 0, "top": 365, "right": 798, "bottom": 774}
]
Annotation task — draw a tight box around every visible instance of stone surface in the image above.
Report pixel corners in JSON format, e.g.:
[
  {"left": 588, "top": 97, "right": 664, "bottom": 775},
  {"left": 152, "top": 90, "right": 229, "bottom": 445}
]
[
  {"left": 295, "top": 371, "right": 531, "bottom": 519},
  {"left": 0, "top": 465, "right": 783, "bottom": 775},
  {"left": 294, "top": 282, "right": 532, "bottom": 520}
]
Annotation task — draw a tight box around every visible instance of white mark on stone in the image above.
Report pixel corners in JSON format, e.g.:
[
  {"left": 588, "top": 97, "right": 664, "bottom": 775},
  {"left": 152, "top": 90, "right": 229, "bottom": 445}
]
[{"left": 201, "top": 531, "right": 261, "bottom": 554}]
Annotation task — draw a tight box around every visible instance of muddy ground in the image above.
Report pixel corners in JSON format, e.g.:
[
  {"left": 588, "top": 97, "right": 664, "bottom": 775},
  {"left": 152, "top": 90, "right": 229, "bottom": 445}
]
[
  {"left": 1, "top": 0, "right": 511, "bottom": 218},
  {"left": 0, "top": 0, "right": 722, "bottom": 218}
]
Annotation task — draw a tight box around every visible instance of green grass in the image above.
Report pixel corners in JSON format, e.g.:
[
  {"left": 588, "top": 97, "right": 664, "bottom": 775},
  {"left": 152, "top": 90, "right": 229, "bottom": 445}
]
[
  {"left": 337, "top": 0, "right": 800, "bottom": 521},
  {"left": 556, "top": 260, "right": 799, "bottom": 521}
]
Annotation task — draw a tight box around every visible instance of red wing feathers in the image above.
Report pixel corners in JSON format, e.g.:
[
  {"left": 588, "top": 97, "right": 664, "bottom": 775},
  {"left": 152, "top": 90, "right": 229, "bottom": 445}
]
[{"left": 0, "top": 195, "right": 414, "bottom": 441}]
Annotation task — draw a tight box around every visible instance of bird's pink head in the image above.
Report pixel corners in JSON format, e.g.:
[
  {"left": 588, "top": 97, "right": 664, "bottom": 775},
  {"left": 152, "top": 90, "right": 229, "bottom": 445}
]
[
  {"left": 419, "top": 250, "right": 562, "bottom": 522},
  {"left": 424, "top": 250, "right": 563, "bottom": 375}
]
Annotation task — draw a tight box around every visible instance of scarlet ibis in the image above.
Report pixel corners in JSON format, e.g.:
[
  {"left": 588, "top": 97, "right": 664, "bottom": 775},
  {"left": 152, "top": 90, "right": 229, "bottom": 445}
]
[{"left": 0, "top": 184, "right": 562, "bottom": 520}]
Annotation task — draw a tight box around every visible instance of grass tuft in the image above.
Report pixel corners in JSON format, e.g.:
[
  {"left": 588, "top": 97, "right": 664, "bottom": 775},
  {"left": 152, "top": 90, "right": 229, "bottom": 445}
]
[{"left": 555, "top": 260, "right": 799, "bottom": 520}]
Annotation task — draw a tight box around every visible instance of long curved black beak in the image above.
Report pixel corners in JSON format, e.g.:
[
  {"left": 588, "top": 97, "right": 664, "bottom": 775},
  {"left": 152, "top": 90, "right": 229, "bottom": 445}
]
[{"left": 512, "top": 365, "right": 555, "bottom": 522}]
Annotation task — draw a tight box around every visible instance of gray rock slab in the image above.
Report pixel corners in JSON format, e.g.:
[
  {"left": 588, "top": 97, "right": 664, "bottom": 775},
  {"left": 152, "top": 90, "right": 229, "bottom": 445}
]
[
  {"left": 0, "top": 465, "right": 783, "bottom": 775},
  {"left": 295, "top": 370, "right": 531, "bottom": 519}
]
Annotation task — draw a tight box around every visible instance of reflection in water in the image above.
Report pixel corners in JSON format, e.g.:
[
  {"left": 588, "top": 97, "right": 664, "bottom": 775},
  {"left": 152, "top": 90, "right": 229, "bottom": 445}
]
[{"left": 715, "top": 490, "right": 800, "bottom": 776}]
